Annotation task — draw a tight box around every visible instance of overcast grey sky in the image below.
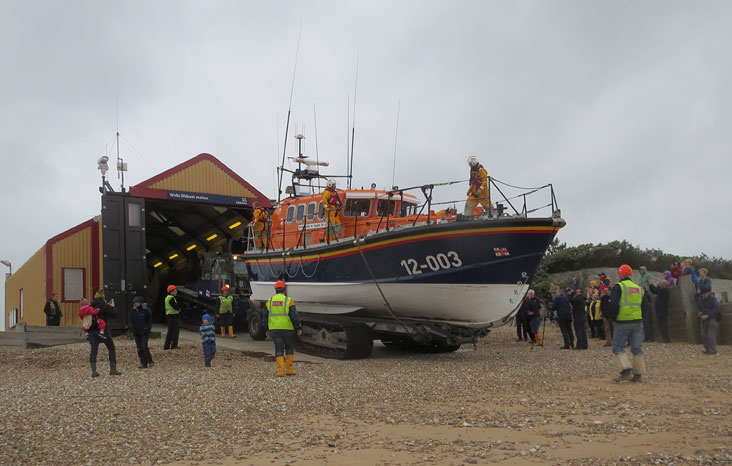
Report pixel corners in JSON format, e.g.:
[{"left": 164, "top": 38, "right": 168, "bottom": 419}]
[{"left": 2, "top": 1, "right": 732, "bottom": 327}]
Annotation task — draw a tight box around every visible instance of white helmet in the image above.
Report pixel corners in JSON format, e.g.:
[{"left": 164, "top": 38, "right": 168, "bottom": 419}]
[
  {"left": 326, "top": 179, "right": 336, "bottom": 188},
  {"left": 467, "top": 156, "right": 479, "bottom": 167}
]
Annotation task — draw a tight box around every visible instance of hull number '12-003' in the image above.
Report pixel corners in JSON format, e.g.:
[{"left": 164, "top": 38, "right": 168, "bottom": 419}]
[{"left": 400, "top": 251, "right": 462, "bottom": 275}]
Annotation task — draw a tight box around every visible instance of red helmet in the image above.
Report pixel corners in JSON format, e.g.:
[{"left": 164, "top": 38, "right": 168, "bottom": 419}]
[
  {"left": 274, "top": 280, "right": 286, "bottom": 290},
  {"left": 221, "top": 284, "right": 230, "bottom": 291},
  {"left": 167, "top": 285, "right": 177, "bottom": 293},
  {"left": 617, "top": 264, "right": 633, "bottom": 276}
]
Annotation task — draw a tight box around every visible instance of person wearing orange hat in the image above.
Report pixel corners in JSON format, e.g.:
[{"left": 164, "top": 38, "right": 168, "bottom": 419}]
[
  {"left": 607, "top": 265, "right": 646, "bottom": 383},
  {"left": 264, "top": 280, "right": 302, "bottom": 376},
  {"left": 163, "top": 285, "right": 181, "bottom": 350},
  {"left": 216, "top": 284, "right": 236, "bottom": 338}
]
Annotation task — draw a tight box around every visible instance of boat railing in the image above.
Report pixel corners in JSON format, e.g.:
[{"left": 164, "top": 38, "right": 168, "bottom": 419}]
[{"left": 245, "top": 176, "right": 560, "bottom": 254}]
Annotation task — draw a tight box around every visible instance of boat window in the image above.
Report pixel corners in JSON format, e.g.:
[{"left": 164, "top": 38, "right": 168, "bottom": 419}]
[
  {"left": 376, "top": 200, "right": 396, "bottom": 217},
  {"left": 400, "top": 202, "right": 418, "bottom": 217},
  {"left": 286, "top": 205, "right": 295, "bottom": 223},
  {"left": 307, "top": 202, "right": 316, "bottom": 221},
  {"left": 296, "top": 204, "right": 306, "bottom": 223},
  {"left": 343, "top": 199, "right": 371, "bottom": 218},
  {"left": 317, "top": 203, "right": 325, "bottom": 220}
]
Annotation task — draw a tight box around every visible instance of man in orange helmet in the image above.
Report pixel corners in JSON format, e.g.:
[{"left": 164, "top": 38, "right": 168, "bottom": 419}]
[
  {"left": 264, "top": 280, "right": 302, "bottom": 377},
  {"left": 607, "top": 264, "right": 647, "bottom": 383},
  {"left": 464, "top": 156, "right": 494, "bottom": 217},
  {"left": 321, "top": 179, "right": 342, "bottom": 241},
  {"left": 251, "top": 202, "right": 269, "bottom": 249},
  {"left": 216, "top": 284, "right": 236, "bottom": 338},
  {"left": 164, "top": 285, "right": 181, "bottom": 350}
]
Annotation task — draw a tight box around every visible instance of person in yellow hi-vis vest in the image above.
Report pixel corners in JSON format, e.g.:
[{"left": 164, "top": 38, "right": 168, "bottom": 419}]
[
  {"left": 321, "top": 179, "right": 342, "bottom": 241},
  {"left": 464, "top": 156, "right": 494, "bottom": 217},
  {"left": 251, "top": 202, "right": 269, "bottom": 249},
  {"left": 264, "top": 280, "right": 302, "bottom": 377},
  {"left": 608, "top": 264, "right": 646, "bottom": 383},
  {"left": 216, "top": 284, "right": 236, "bottom": 338}
]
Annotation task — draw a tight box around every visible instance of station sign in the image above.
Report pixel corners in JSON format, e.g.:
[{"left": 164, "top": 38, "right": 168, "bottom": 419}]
[{"left": 166, "top": 190, "right": 252, "bottom": 206}]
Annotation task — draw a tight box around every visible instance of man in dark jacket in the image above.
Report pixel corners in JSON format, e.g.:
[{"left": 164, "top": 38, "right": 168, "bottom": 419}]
[
  {"left": 89, "top": 289, "right": 122, "bottom": 377},
  {"left": 43, "top": 292, "right": 62, "bottom": 326},
  {"left": 649, "top": 280, "right": 671, "bottom": 343},
  {"left": 516, "top": 296, "right": 531, "bottom": 342},
  {"left": 600, "top": 287, "right": 613, "bottom": 347},
  {"left": 696, "top": 288, "right": 720, "bottom": 355},
  {"left": 553, "top": 288, "right": 574, "bottom": 349},
  {"left": 570, "top": 289, "right": 588, "bottom": 349},
  {"left": 525, "top": 290, "right": 542, "bottom": 346},
  {"left": 129, "top": 296, "right": 154, "bottom": 368}
]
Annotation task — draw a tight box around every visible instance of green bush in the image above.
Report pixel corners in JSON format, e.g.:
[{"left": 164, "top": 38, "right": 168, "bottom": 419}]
[{"left": 532, "top": 238, "right": 732, "bottom": 293}]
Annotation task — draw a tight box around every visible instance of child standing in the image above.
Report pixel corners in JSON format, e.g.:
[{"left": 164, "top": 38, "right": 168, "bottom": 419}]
[{"left": 199, "top": 314, "right": 216, "bottom": 367}]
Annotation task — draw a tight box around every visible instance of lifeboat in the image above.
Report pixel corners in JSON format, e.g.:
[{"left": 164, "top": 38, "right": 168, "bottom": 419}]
[{"left": 243, "top": 172, "right": 565, "bottom": 359}]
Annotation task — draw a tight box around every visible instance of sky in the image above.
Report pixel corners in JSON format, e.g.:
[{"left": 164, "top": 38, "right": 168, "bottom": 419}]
[{"left": 2, "top": 1, "right": 732, "bottom": 328}]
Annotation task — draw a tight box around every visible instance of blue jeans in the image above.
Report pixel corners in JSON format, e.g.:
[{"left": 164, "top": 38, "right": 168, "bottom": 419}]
[
  {"left": 202, "top": 341, "right": 216, "bottom": 367},
  {"left": 612, "top": 321, "right": 644, "bottom": 356},
  {"left": 270, "top": 329, "right": 295, "bottom": 357}
]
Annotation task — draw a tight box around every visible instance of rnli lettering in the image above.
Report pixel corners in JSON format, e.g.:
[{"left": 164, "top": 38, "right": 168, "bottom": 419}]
[
  {"left": 271, "top": 300, "right": 284, "bottom": 306},
  {"left": 627, "top": 287, "right": 641, "bottom": 294}
]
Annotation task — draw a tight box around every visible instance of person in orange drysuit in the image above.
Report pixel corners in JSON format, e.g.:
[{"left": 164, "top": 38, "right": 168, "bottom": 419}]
[
  {"left": 251, "top": 202, "right": 269, "bottom": 249},
  {"left": 321, "top": 179, "right": 342, "bottom": 241},
  {"left": 464, "top": 156, "right": 494, "bottom": 217}
]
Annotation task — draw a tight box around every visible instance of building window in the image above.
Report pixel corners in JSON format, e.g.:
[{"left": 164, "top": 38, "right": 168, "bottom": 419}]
[
  {"left": 62, "top": 268, "right": 85, "bottom": 302},
  {"left": 19, "top": 289, "right": 24, "bottom": 320},
  {"left": 8, "top": 309, "right": 17, "bottom": 328},
  {"left": 128, "top": 203, "right": 142, "bottom": 227}
]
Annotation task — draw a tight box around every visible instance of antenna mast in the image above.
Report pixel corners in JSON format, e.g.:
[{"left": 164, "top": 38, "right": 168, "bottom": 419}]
[
  {"left": 277, "top": 20, "right": 303, "bottom": 202},
  {"left": 392, "top": 100, "right": 401, "bottom": 188},
  {"left": 348, "top": 51, "right": 359, "bottom": 189}
]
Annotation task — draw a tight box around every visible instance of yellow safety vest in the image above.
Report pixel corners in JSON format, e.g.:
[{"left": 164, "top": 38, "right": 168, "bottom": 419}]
[
  {"left": 218, "top": 295, "right": 233, "bottom": 314},
  {"left": 617, "top": 280, "right": 643, "bottom": 321},
  {"left": 165, "top": 295, "right": 179, "bottom": 316},
  {"left": 266, "top": 294, "right": 294, "bottom": 331}
]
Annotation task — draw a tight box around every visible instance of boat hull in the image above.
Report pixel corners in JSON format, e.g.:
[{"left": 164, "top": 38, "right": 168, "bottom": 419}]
[{"left": 245, "top": 216, "right": 562, "bottom": 325}]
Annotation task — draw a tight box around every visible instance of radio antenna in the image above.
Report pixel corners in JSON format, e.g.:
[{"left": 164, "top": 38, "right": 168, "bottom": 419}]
[
  {"left": 348, "top": 51, "right": 359, "bottom": 189},
  {"left": 277, "top": 20, "right": 302, "bottom": 202},
  {"left": 391, "top": 100, "right": 401, "bottom": 188},
  {"left": 313, "top": 103, "right": 322, "bottom": 190}
]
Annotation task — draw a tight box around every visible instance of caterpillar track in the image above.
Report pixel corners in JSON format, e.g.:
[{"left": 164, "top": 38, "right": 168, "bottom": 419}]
[{"left": 297, "top": 320, "right": 374, "bottom": 360}]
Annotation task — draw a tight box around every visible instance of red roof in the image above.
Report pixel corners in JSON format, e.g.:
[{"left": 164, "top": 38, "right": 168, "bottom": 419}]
[{"left": 130, "top": 153, "right": 271, "bottom": 207}]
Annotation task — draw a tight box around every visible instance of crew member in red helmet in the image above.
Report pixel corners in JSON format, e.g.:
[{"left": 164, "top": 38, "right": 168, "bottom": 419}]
[
  {"left": 264, "top": 280, "right": 302, "bottom": 377},
  {"left": 164, "top": 285, "right": 181, "bottom": 350},
  {"left": 607, "top": 265, "right": 646, "bottom": 383}
]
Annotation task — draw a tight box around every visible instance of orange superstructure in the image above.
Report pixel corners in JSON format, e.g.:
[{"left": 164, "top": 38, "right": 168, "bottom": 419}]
[{"left": 263, "top": 190, "right": 448, "bottom": 250}]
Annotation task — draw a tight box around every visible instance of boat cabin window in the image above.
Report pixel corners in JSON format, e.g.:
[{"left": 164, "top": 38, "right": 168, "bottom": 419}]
[
  {"left": 343, "top": 199, "right": 371, "bottom": 218},
  {"left": 306, "top": 202, "right": 316, "bottom": 221},
  {"left": 376, "top": 199, "right": 396, "bottom": 217},
  {"left": 286, "top": 205, "right": 295, "bottom": 223},
  {"left": 317, "top": 203, "right": 325, "bottom": 220},
  {"left": 296, "top": 204, "right": 306, "bottom": 223},
  {"left": 400, "top": 202, "right": 418, "bottom": 217}
]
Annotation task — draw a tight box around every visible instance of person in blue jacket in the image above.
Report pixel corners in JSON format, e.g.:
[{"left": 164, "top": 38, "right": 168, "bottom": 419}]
[
  {"left": 129, "top": 296, "right": 154, "bottom": 369},
  {"left": 696, "top": 288, "right": 720, "bottom": 355},
  {"left": 553, "top": 288, "right": 574, "bottom": 349}
]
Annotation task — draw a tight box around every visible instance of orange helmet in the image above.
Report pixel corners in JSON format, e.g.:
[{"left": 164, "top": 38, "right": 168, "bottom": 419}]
[
  {"left": 221, "top": 284, "right": 230, "bottom": 291},
  {"left": 167, "top": 285, "right": 177, "bottom": 293},
  {"left": 617, "top": 264, "right": 633, "bottom": 276},
  {"left": 274, "top": 280, "right": 286, "bottom": 290}
]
